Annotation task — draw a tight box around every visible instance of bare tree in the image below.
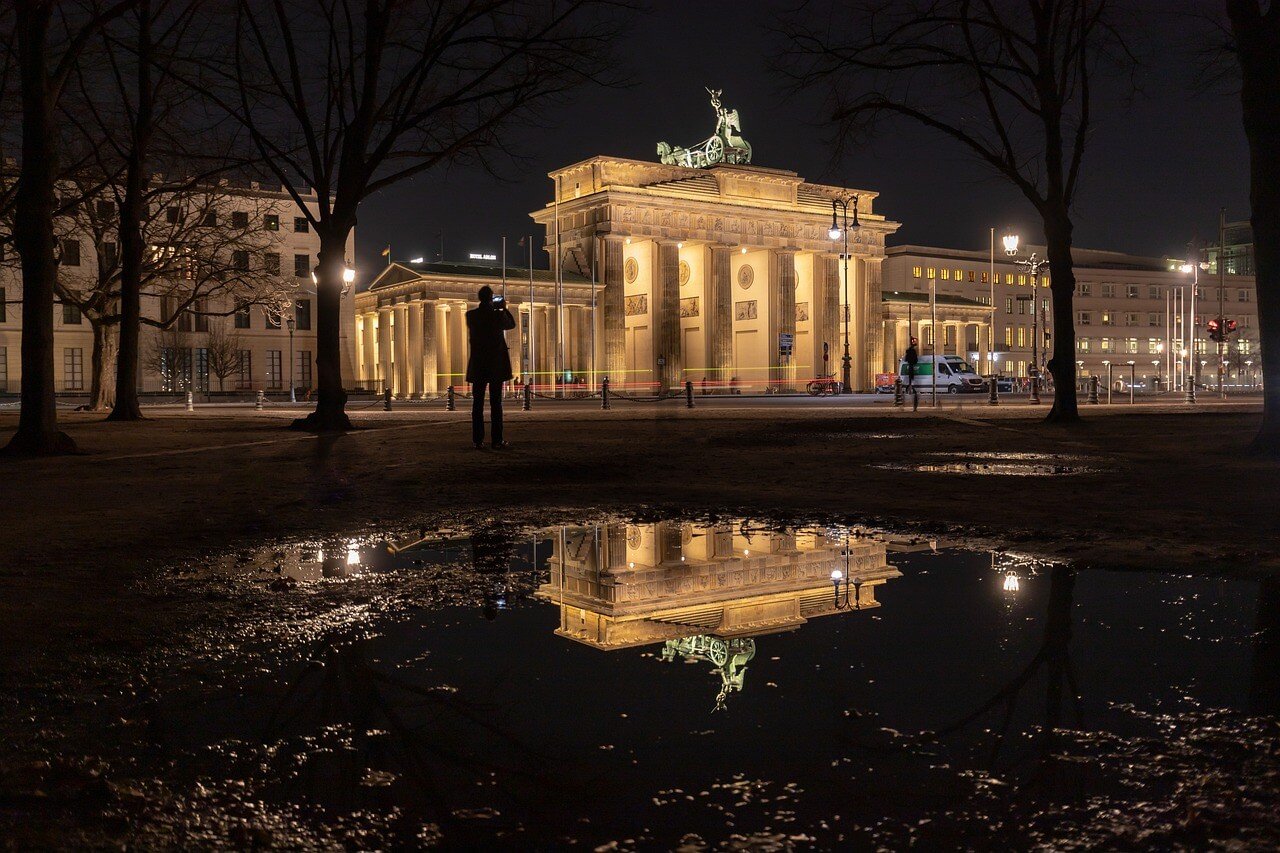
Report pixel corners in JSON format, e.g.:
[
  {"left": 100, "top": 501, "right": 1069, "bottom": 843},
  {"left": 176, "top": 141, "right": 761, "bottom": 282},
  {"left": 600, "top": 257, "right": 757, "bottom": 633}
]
[
  {"left": 1224, "top": 1, "right": 1280, "bottom": 454},
  {"left": 781, "top": 0, "right": 1132, "bottom": 423},
  {"left": 4, "top": 0, "right": 137, "bottom": 456},
  {"left": 204, "top": 318, "right": 243, "bottom": 392},
  {"left": 188, "top": 0, "right": 625, "bottom": 432},
  {"left": 141, "top": 323, "right": 188, "bottom": 391}
]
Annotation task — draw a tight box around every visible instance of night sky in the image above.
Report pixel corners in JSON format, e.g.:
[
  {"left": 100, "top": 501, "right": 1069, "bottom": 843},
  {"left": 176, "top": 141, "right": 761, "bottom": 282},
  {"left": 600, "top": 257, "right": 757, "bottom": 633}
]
[{"left": 355, "top": 1, "right": 1249, "bottom": 281}]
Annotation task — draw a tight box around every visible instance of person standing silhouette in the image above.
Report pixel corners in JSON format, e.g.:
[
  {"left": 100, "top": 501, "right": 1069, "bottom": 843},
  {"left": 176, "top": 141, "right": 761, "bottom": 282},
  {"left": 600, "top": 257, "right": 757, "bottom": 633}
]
[{"left": 466, "top": 286, "right": 516, "bottom": 448}]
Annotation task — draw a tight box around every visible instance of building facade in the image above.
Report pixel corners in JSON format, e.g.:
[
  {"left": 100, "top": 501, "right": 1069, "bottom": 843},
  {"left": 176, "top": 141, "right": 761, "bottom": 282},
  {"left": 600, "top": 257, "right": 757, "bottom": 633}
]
[
  {"left": 0, "top": 182, "right": 357, "bottom": 397},
  {"left": 883, "top": 245, "right": 1261, "bottom": 391}
]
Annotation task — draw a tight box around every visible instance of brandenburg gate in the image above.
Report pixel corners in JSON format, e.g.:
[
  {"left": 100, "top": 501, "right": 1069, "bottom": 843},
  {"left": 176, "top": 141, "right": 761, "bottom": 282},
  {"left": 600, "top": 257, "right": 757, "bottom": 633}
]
[{"left": 356, "top": 90, "right": 902, "bottom": 394}]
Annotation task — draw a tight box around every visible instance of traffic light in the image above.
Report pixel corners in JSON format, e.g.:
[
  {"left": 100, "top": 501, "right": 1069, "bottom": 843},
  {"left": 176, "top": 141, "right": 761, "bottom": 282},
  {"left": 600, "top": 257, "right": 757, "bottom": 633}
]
[
  {"left": 1226, "top": 319, "right": 1238, "bottom": 336},
  {"left": 1207, "top": 317, "right": 1222, "bottom": 342}
]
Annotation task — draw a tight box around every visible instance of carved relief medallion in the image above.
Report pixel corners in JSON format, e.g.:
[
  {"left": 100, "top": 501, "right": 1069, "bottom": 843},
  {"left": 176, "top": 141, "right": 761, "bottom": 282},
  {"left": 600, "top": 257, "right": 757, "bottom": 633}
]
[
  {"left": 737, "top": 264, "right": 754, "bottom": 290},
  {"left": 624, "top": 257, "right": 638, "bottom": 284},
  {"left": 678, "top": 260, "right": 691, "bottom": 286}
]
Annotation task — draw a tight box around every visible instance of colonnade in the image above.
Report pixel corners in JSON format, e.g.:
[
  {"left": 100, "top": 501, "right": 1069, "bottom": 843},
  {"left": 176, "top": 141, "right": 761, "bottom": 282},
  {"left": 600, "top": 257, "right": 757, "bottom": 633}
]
[{"left": 885, "top": 318, "right": 989, "bottom": 366}]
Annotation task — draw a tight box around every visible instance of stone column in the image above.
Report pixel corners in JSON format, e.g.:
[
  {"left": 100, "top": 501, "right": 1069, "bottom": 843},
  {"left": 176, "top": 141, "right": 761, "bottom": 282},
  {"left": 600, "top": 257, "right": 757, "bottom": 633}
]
[
  {"left": 861, "top": 256, "right": 884, "bottom": 389},
  {"left": 655, "top": 240, "right": 682, "bottom": 393},
  {"left": 977, "top": 321, "right": 989, "bottom": 375},
  {"left": 708, "top": 244, "right": 734, "bottom": 389},
  {"left": 450, "top": 303, "right": 467, "bottom": 388},
  {"left": 818, "top": 254, "right": 839, "bottom": 379},
  {"left": 407, "top": 300, "right": 424, "bottom": 398},
  {"left": 421, "top": 300, "right": 439, "bottom": 395},
  {"left": 768, "top": 249, "right": 797, "bottom": 391},
  {"left": 360, "top": 314, "right": 377, "bottom": 384},
  {"left": 393, "top": 303, "right": 410, "bottom": 398},
  {"left": 602, "top": 236, "right": 626, "bottom": 382},
  {"left": 377, "top": 305, "right": 392, "bottom": 393}
]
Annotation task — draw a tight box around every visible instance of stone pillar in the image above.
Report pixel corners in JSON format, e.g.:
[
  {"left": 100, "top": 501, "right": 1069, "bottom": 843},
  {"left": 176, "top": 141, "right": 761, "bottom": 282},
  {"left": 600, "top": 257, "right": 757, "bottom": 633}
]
[
  {"left": 407, "top": 300, "right": 424, "bottom": 398},
  {"left": 450, "top": 303, "right": 467, "bottom": 387},
  {"left": 655, "top": 240, "right": 681, "bottom": 393},
  {"left": 977, "top": 321, "right": 989, "bottom": 375},
  {"left": 768, "top": 249, "right": 797, "bottom": 391},
  {"left": 508, "top": 304, "right": 523, "bottom": 381},
  {"left": 575, "top": 305, "right": 591, "bottom": 377},
  {"left": 861, "top": 256, "right": 884, "bottom": 389},
  {"left": 421, "top": 300, "right": 438, "bottom": 395},
  {"left": 606, "top": 523, "right": 628, "bottom": 570},
  {"left": 393, "top": 304, "right": 409, "bottom": 398},
  {"left": 818, "top": 254, "right": 839, "bottom": 379},
  {"left": 360, "top": 314, "right": 377, "bottom": 384},
  {"left": 377, "top": 305, "right": 392, "bottom": 393},
  {"left": 602, "top": 236, "right": 626, "bottom": 382},
  {"left": 708, "top": 244, "right": 733, "bottom": 389}
]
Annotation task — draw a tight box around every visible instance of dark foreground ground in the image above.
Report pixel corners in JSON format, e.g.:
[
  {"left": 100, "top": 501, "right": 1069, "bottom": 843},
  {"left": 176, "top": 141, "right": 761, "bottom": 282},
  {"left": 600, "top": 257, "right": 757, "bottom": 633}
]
[{"left": 1, "top": 401, "right": 1278, "bottom": 849}]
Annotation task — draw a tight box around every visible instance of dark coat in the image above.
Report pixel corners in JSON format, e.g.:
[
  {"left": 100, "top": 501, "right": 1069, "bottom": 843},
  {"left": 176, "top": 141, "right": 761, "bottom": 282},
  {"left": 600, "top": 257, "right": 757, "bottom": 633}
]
[{"left": 465, "top": 302, "right": 516, "bottom": 383}]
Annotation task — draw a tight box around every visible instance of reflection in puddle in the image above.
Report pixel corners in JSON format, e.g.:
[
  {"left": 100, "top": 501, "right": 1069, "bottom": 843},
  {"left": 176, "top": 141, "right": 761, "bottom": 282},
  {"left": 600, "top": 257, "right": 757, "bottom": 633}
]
[
  {"left": 14, "top": 515, "right": 1279, "bottom": 850},
  {"left": 877, "top": 451, "right": 1100, "bottom": 476}
]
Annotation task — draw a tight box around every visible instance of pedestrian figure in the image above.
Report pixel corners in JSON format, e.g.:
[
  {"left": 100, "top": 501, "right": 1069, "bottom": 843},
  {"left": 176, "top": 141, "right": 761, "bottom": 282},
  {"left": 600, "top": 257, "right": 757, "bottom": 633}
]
[
  {"left": 466, "top": 286, "right": 516, "bottom": 449},
  {"left": 904, "top": 337, "right": 920, "bottom": 390}
]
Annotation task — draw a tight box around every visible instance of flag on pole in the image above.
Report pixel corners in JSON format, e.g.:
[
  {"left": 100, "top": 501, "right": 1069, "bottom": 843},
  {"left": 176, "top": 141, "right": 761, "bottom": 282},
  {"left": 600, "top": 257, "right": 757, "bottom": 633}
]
[{"left": 381, "top": 245, "right": 390, "bottom": 257}]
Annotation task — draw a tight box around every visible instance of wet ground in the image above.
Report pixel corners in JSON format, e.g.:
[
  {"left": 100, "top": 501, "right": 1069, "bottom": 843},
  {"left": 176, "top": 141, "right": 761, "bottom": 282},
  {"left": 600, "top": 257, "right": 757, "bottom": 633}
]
[{"left": 3, "top": 513, "right": 1278, "bottom": 850}]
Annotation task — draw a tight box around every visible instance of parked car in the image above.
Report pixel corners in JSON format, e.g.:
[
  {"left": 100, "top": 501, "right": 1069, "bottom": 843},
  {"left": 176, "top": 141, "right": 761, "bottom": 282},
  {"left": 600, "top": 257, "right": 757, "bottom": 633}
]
[{"left": 986, "top": 375, "right": 1015, "bottom": 393}]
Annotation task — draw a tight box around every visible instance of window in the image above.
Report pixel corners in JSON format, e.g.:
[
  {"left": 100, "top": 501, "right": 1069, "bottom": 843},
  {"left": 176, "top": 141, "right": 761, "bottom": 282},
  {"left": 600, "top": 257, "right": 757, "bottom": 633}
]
[
  {"left": 266, "top": 350, "right": 282, "bottom": 388},
  {"left": 967, "top": 270, "right": 976, "bottom": 282},
  {"left": 1017, "top": 327, "right": 1026, "bottom": 348},
  {"left": 263, "top": 214, "right": 280, "bottom": 231},
  {"left": 201, "top": 210, "right": 217, "bottom": 227},
  {"left": 1239, "top": 289, "right": 1250, "bottom": 302},
  {"left": 1124, "top": 312, "right": 1139, "bottom": 326},
  {"left": 1101, "top": 311, "right": 1114, "bottom": 325},
  {"left": 1078, "top": 311, "right": 1091, "bottom": 325},
  {"left": 294, "top": 254, "right": 311, "bottom": 278},
  {"left": 234, "top": 305, "right": 251, "bottom": 329},
  {"left": 294, "top": 217, "right": 309, "bottom": 233},
  {"left": 193, "top": 299, "right": 209, "bottom": 332},
  {"left": 1149, "top": 286, "right": 1160, "bottom": 300},
  {"left": 63, "top": 347, "right": 84, "bottom": 390},
  {"left": 954, "top": 269, "right": 962, "bottom": 281},
  {"left": 1004, "top": 297, "right": 1013, "bottom": 315},
  {"left": 166, "top": 206, "right": 180, "bottom": 224},
  {"left": 62, "top": 303, "right": 83, "bottom": 325},
  {"left": 1101, "top": 283, "right": 1116, "bottom": 298},
  {"left": 1148, "top": 312, "right": 1159, "bottom": 326},
  {"left": 231, "top": 211, "right": 249, "bottom": 228},
  {"left": 194, "top": 347, "right": 209, "bottom": 392},
  {"left": 1148, "top": 338, "right": 1161, "bottom": 354},
  {"left": 1078, "top": 338, "right": 1090, "bottom": 353},
  {"left": 236, "top": 350, "right": 252, "bottom": 389},
  {"left": 926, "top": 267, "right": 936, "bottom": 279},
  {"left": 1018, "top": 274, "right": 1027, "bottom": 286},
  {"left": 264, "top": 252, "right": 280, "bottom": 275},
  {"left": 1125, "top": 338, "right": 1139, "bottom": 354},
  {"left": 1127, "top": 285, "right": 1139, "bottom": 298},
  {"left": 96, "top": 200, "right": 115, "bottom": 218},
  {"left": 294, "top": 299, "right": 311, "bottom": 331},
  {"left": 1079, "top": 283, "right": 1091, "bottom": 296},
  {"left": 60, "top": 239, "right": 81, "bottom": 266},
  {"left": 980, "top": 272, "right": 989, "bottom": 284},
  {"left": 296, "top": 350, "right": 312, "bottom": 387},
  {"left": 1042, "top": 297, "right": 1049, "bottom": 314},
  {"left": 0, "top": 347, "right": 6, "bottom": 391},
  {"left": 1004, "top": 327, "right": 1014, "bottom": 348},
  {"left": 940, "top": 268, "right": 950, "bottom": 280},
  {"left": 232, "top": 250, "right": 249, "bottom": 271},
  {"left": 1005, "top": 273, "right": 1013, "bottom": 284},
  {"left": 1100, "top": 338, "right": 1113, "bottom": 353},
  {"left": 265, "top": 309, "right": 281, "bottom": 330},
  {"left": 178, "top": 308, "right": 193, "bottom": 332}
]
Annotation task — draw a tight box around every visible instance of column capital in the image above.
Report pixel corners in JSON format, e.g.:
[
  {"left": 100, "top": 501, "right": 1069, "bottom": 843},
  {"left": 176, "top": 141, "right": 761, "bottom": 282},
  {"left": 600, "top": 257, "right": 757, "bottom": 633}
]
[{"left": 602, "top": 233, "right": 629, "bottom": 244}]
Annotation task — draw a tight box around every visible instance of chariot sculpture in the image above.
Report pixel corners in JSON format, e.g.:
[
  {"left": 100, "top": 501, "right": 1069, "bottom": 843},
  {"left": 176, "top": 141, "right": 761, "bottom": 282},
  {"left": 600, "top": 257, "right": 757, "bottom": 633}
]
[{"left": 657, "top": 88, "right": 753, "bottom": 169}]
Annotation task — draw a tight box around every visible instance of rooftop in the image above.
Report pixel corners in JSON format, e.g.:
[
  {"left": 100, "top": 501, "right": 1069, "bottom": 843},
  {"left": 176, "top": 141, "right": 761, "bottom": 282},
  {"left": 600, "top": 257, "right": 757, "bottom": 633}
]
[{"left": 368, "top": 260, "right": 589, "bottom": 292}]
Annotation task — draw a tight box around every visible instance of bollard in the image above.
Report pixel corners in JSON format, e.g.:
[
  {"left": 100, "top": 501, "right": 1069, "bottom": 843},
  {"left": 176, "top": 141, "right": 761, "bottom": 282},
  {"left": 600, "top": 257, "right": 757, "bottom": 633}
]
[
  {"left": 988, "top": 376, "right": 999, "bottom": 406},
  {"left": 911, "top": 386, "right": 920, "bottom": 412},
  {"left": 446, "top": 385, "right": 455, "bottom": 412},
  {"left": 601, "top": 377, "right": 611, "bottom": 410},
  {"left": 522, "top": 382, "right": 532, "bottom": 411},
  {"left": 1029, "top": 374, "right": 1041, "bottom": 405},
  {"left": 255, "top": 389, "right": 264, "bottom": 411},
  {"left": 1186, "top": 382, "right": 1196, "bottom": 404},
  {"left": 1088, "top": 375, "right": 1099, "bottom": 404},
  {"left": 685, "top": 380, "right": 694, "bottom": 409},
  {"left": 893, "top": 378, "right": 904, "bottom": 407},
  {"left": 383, "top": 387, "right": 392, "bottom": 412}
]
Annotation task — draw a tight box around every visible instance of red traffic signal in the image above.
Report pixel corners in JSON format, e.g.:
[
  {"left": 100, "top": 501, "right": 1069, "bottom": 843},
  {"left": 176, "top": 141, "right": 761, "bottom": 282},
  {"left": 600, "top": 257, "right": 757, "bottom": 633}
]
[{"left": 1207, "top": 317, "right": 1222, "bottom": 342}]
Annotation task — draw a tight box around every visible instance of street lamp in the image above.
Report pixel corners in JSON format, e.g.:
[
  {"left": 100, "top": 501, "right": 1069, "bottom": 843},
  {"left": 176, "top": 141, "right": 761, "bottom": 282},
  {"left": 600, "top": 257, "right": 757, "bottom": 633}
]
[
  {"left": 1003, "top": 232, "right": 1047, "bottom": 404},
  {"left": 829, "top": 196, "right": 860, "bottom": 394},
  {"left": 286, "top": 310, "right": 296, "bottom": 403}
]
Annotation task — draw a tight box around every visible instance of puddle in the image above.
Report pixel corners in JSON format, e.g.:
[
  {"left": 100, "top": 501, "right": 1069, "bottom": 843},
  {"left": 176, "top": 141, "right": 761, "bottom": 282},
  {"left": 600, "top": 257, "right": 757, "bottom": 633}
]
[
  {"left": 877, "top": 451, "right": 1101, "bottom": 476},
  {"left": 8, "top": 516, "right": 1278, "bottom": 849}
]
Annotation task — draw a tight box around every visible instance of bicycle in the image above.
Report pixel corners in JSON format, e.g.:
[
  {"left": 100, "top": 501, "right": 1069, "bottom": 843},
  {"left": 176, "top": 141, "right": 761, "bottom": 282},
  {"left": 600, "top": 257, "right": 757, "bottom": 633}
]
[{"left": 806, "top": 374, "right": 840, "bottom": 396}]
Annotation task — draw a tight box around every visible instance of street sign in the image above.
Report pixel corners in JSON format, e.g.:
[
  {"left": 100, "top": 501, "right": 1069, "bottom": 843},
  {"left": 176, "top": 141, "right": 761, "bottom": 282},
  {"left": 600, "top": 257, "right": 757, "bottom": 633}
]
[
  {"left": 779, "top": 332, "right": 794, "bottom": 357},
  {"left": 657, "top": 356, "right": 666, "bottom": 367}
]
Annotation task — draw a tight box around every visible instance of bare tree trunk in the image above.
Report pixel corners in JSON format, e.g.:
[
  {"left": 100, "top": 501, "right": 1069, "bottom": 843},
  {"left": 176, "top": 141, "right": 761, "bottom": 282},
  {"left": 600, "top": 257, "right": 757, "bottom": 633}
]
[
  {"left": 107, "top": 0, "right": 152, "bottom": 423},
  {"left": 1044, "top": 211, "right": 1081, "bottom": 423},
  {"left": 291, "top": 229, "right": 351, "bottom": 432},
  {"left": 5, "top": 2, "right": 77, "bottom": 455},
  {"left": 88, "top": 319, "right": 118, "bottom": 410}
]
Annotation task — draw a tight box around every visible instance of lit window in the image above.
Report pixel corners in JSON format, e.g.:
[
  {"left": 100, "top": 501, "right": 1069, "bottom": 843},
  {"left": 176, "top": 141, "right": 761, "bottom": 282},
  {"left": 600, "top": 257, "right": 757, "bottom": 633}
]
[
  {"left": 1080, "top": 283, "right": 1091, "bottom": 296},
  {"left": 980, "top": 272, "right": 989, "bottom": 284},
  {"left": 1101, "top": 311, "right": 1114, "bottom": 325},
  {"left": 1078, "top": 338, "right": 1090, "bottom": 352},
  {"left": 1018, "top": 274, "right": 1027, "bottom": 286},
  {"left": 264, "top": 214, "right": 280, "bottom": 231},
  {"left": 1017, "top": 327, "right": 1026, "bottom": 348},
  {"left": 967, "top": 270, "right": 976, "bottom": 282},
  {"left": 912, "top": 266, "right": 922, "bottom": 278},
  {"left": 954, "top": 269, "right": 962, "bottom": 280},
  {"left": 1005, "top": 273, "right": 1013, "bottom": 284},
  {"left": 1004, "top": 327, "right": 1014, "bottom": 348},
  {"left": 1147, "top": 338, "right": 1160, "bottom": 354},
  {"left": 926, "top": 267, "right": 936, "bottom": 279}
]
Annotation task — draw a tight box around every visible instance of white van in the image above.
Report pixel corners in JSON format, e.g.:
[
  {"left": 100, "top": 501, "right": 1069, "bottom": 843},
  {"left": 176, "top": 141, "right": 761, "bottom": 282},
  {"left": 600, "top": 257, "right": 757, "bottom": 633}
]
[{"left": 898, "top": 355, "right": 986, "bottom": 394}]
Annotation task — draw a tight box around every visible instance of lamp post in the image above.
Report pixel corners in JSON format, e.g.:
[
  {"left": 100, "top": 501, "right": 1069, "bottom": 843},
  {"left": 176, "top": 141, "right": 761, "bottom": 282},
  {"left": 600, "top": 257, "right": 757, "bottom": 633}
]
[
  {"left": 1001, "top": 232, "right": 1046, "bottom": 404},
  {"left": 286, "top": 310, "right": 296, "bottom": 403},
  {"left": 829, "top": 196, "right": 860, "bottom": 394},
  {"left": 1179, "top": 261, "right": 1207, "bottom": 403}
]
